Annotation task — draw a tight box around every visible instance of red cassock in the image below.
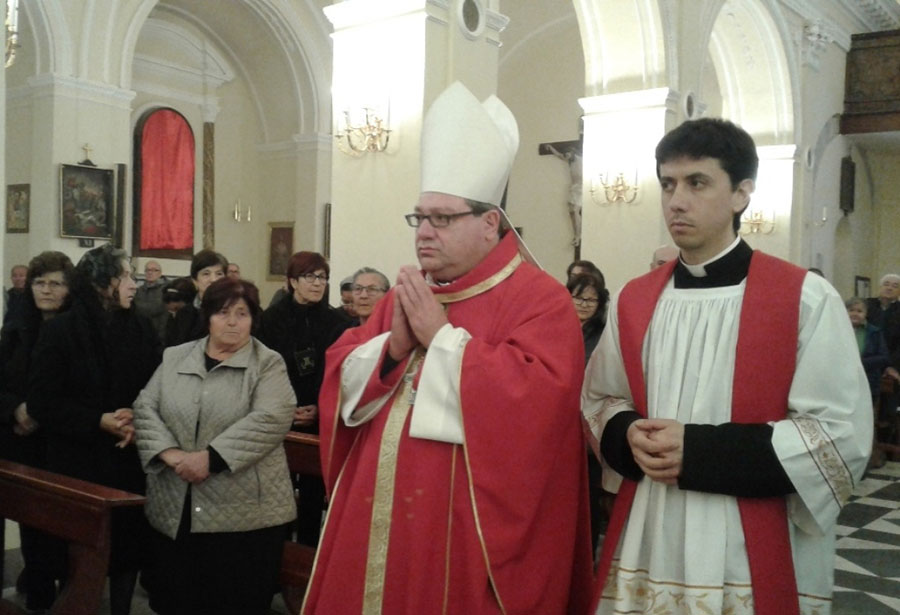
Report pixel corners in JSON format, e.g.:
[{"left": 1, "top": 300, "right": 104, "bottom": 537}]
[{"left": 303, "top": 233, "right": 594, "bottom": 615}]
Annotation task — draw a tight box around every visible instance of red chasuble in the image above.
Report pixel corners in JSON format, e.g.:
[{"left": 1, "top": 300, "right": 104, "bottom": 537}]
[
  {"left": 305, "top": 233, "right": 593, "bottom": 615},
  {"left": 592, "top": 251, "right": 806, "bottom": 615}
]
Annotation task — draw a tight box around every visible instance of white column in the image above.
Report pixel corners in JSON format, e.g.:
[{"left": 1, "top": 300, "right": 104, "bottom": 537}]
[
  {"left": 324, "top": 0, "right": 508, "bottom": 283},
  {"left": 579, "top": 87, "right": 677, "bottom": 288}
]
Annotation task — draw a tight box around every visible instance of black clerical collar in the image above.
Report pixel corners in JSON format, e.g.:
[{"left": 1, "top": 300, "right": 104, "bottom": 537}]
[{"left": 673, "top": 238, "right": 753, "bottom": 289}]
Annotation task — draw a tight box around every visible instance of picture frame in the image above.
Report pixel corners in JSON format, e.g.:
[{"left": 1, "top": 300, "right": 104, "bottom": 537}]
[
  {"left": 323, "top": 203, "right": 331, "bottom": 260},
  {"left": 6, "top": 183, "right": 30, "bottom": 233},
  {"left": 59, "top": 163, "right": 115, "bottom": 240},
  {"left": 855, "top": 275, "right": 871, "bottom": 299},
  {"left": 268, "top": 222, "right": 294, "bottom": 280}
]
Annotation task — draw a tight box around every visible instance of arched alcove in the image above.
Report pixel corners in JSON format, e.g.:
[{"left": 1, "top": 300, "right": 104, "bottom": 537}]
[
  {"left": 572, "top": 0, "right": 667, "bottom": 96},
  {"left": 705, "top": 0, "right": 795, "bottom": 145}
]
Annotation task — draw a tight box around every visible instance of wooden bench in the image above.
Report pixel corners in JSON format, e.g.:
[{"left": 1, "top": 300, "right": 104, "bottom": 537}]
[
  {"left": 0, "top": 460, "right": 145, "bottom": 615},
  {"left": 280, "top": 432, "right": 322, "bottom": 613},
  {"left": 873, "top": 375, "right": 900, "bottom": 466}
]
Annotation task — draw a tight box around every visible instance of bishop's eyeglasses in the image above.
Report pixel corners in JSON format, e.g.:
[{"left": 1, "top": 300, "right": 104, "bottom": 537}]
[{"left": 404, "top": 211, "right": 476, "bottom": 228}]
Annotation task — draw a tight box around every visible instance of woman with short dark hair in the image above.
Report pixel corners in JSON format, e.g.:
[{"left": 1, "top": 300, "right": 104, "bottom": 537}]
[
  {"left": 257, "top": 251, "right": 349, "bottom": 547},
  {"left": 135, "top": 277, "right": 296, "bottom": 615},
  {"left": 567, "top": 272, "right": 609, "bottom": 363},
  {"left": 566, "top": 271, "right": 610, "bottom": 557},
  {"left": 0, "top": 250, "right": 74, "bottom": 611},
  {"left": 27, "top": 244, "right": 160, "bottom": 615},
  {"left": 165, "top": 249, "right": 228, "bottom": 347}
]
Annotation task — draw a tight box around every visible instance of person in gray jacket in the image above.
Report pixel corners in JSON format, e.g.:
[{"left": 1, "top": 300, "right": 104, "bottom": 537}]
[{"left": 134, "top": 277, "right": 296, "bottom": 615}]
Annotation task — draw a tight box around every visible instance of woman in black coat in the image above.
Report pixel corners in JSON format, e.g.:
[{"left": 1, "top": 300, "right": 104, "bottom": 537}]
[
  {"left": 567, "top": 273, "right": 608, "bottom": 365},
  {"left": 0, "top": 251, "right": 74, "bottom": 611},
  {"left": 566, "top": 272, "right": 610, "bottom": 556},
  {"left": 27, "top": 244, "right": 160, "bottom": 615},
  {"left": 257, "top": 251, "right": 349, "bottom": 546}
]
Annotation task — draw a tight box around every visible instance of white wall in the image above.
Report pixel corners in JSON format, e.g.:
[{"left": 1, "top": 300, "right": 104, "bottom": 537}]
[{"left": 500, "top": 10, "right": 584, "bottom": 283}]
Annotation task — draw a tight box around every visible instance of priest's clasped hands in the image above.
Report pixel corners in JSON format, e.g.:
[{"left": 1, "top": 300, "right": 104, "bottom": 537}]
[
  {"left": 627, "top": 418, "right": 684, "bottom": 484},
  {"left": 388, "top": 266, "right": 450, "bottom": 361}
]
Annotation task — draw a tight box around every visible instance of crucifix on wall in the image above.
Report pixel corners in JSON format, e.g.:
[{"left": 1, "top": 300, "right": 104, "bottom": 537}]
[
  {"left": 539, "top": 137, "right": 583, "bottom": 260},
  {"left": 79, "top": 142, "right": 97, "bottom": 167}
]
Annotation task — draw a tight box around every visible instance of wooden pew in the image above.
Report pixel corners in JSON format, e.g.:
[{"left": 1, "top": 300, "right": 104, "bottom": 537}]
[
  {"left": 0, "top": 460, "right": 145, "bottom": 615},
  {"left": 280, "top": 432, "right": 322, "bottom": 613},
  {"left": 874, "top": 375, "right": 900, "bottom": 465}
]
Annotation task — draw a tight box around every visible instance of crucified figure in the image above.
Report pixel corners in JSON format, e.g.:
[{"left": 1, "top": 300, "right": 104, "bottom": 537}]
[{"left": 545, "top": 144, "right": 583, "bottom": 247}]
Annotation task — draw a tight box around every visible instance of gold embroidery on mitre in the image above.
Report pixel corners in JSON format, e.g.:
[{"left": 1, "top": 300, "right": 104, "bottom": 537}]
[
  {"left": 362, "top": 350, "right": 423, "bottom": 615},
  {"left": 434, "top": 254, "right": 521, "bottom": 304}
]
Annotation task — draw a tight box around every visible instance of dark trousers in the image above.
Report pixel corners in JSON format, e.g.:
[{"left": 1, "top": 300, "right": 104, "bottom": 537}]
[
  {"left": 294, "top": 473, "right": 325, "bottom": 547},
  {"left": 149, "top": 521, "right": 288, "bottom": 615}
]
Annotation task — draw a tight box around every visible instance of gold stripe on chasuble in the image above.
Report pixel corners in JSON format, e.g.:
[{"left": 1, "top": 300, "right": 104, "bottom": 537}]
[
  {"left": 441, "top": 446, "right": 458, "bottom": 615},
  {"left": 362, "top": 350, "right": 424, "bottom": 615},
  {"left": 361, "top": 250, "right": 521, "bottom": 613}
]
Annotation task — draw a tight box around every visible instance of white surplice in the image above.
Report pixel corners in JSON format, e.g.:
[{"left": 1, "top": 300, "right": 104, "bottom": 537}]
[{"left": 582, "top": 272, "right": 872, "bottom": 615}]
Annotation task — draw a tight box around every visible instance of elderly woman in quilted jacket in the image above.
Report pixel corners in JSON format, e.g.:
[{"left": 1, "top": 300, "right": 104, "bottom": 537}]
[{"left": 134, "top": 277, "right": 296, "bottom": 615}]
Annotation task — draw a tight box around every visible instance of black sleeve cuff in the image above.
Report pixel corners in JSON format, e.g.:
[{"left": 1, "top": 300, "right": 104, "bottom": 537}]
[
  {"left": 679, "top": 423, "right": 796, "bottom": 497},
  {"left": 380, "top": 355, "right": 400, "bottom": 379},
  {"left": 599, "top": 410, "right": 644, "bottom": 481},
  {"left": 207, "top": 446, "right": 229, "bottom": 474}
]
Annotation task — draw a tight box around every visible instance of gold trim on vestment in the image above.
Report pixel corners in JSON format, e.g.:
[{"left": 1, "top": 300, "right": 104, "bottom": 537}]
[
  {"left": 432, "top": 253, "right": 522, "bottom": 614},
  {"left": 300, "top": 375, "right": 363, "bottom": 614},
  {"left": 362, "top": 350, "right": 423, "bottom": 615},
  {"left": 300, "top": 435, "right": 361, "bottom": 613},
  {"left": 602, "top": 562, "right": 833, "bottom": 613},
  {"left": 791, "top": 416, "right": 854, "bottom": 506},
  {"left": 434, "top": 254, "right": 521, "bottom": 304},
  {"left": 323, "top": 363, "right": 348, "bottom": 493},
  {"left": 457, "top": 341, "right": 507, "bottom": 614},
  {"left": 441, "top": 446, "right": 457, "bottom": 615}
]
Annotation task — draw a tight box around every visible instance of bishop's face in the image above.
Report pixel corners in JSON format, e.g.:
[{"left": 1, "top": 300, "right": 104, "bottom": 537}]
[
  {"left": 659, "top": 156, "right": 753, "bottom": 265},
  {"left": 413, "top": 192, "right": 499, "bottom": 283}
]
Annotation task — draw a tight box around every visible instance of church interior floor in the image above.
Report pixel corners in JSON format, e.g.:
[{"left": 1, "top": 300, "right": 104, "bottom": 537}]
[
  {"left": 3, "top": 460, "right": 899, "bottom": 614},
  {"left": 833, "top": 459, "right": 900, "bottom": 614}
]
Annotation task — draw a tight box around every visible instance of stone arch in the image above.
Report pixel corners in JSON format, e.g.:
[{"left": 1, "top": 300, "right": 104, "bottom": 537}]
[
  {"left": 117, "top": 0, "right": 331, "bottom": 138},
  {"left": 572, "top": 0, "right": 667, "bottom": 96},
  {"left": 705, "top": 0, "right": 796, "bottom": 144},
  {"left": 21, "top": 0, "right": 74, "bottom": 76}
]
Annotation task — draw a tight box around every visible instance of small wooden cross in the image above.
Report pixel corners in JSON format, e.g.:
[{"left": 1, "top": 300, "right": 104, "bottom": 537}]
[{"left": 78, "top": 143, "right": 97, "bottom": 167}]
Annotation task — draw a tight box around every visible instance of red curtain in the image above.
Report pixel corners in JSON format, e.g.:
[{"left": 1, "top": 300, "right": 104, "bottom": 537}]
[{"left": 140, "top": 110, "right": 194, "bottom": 250}]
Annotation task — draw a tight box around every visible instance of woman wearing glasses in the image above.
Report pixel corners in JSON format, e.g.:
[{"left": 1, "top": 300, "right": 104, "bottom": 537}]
[
  {"left": 28, "top": 244, "right": 161, "bottom": 615},
  {"left": 567, "top": 272, "right": 609, "bottom": 364},
  {"left": 0, "top": 251, "right": 74, "bottom": 611},
  {"left": 567, "top": 271, "right": 610, "bottom": 558},
  {"left": 349, "top": 267, "right": 390, "bottom": 327},
  {"left": 258, "top": 251, "right": 349, "bottom": 546}
]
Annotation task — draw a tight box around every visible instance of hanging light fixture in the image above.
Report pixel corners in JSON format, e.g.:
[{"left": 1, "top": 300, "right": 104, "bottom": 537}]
[
  {"left": 335, "top": 107, "right": 391, "bottom": 156},
  {"left": 590, "top": 170, "right": 639, "bottom": 205}
]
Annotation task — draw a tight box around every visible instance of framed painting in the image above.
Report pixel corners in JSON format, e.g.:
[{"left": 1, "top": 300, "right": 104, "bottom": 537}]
[
  {"left": 60, "top": 163, "right": 115, "bottom": 240},
  {"left": 855, "top": 275, "right": 871, "bottom": 299},
  {"left": 6, "top": 184, "right": 29, "bottom": 233},
  {"left": 268, "top": 222, "right": 294, "bottom": 280}
]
